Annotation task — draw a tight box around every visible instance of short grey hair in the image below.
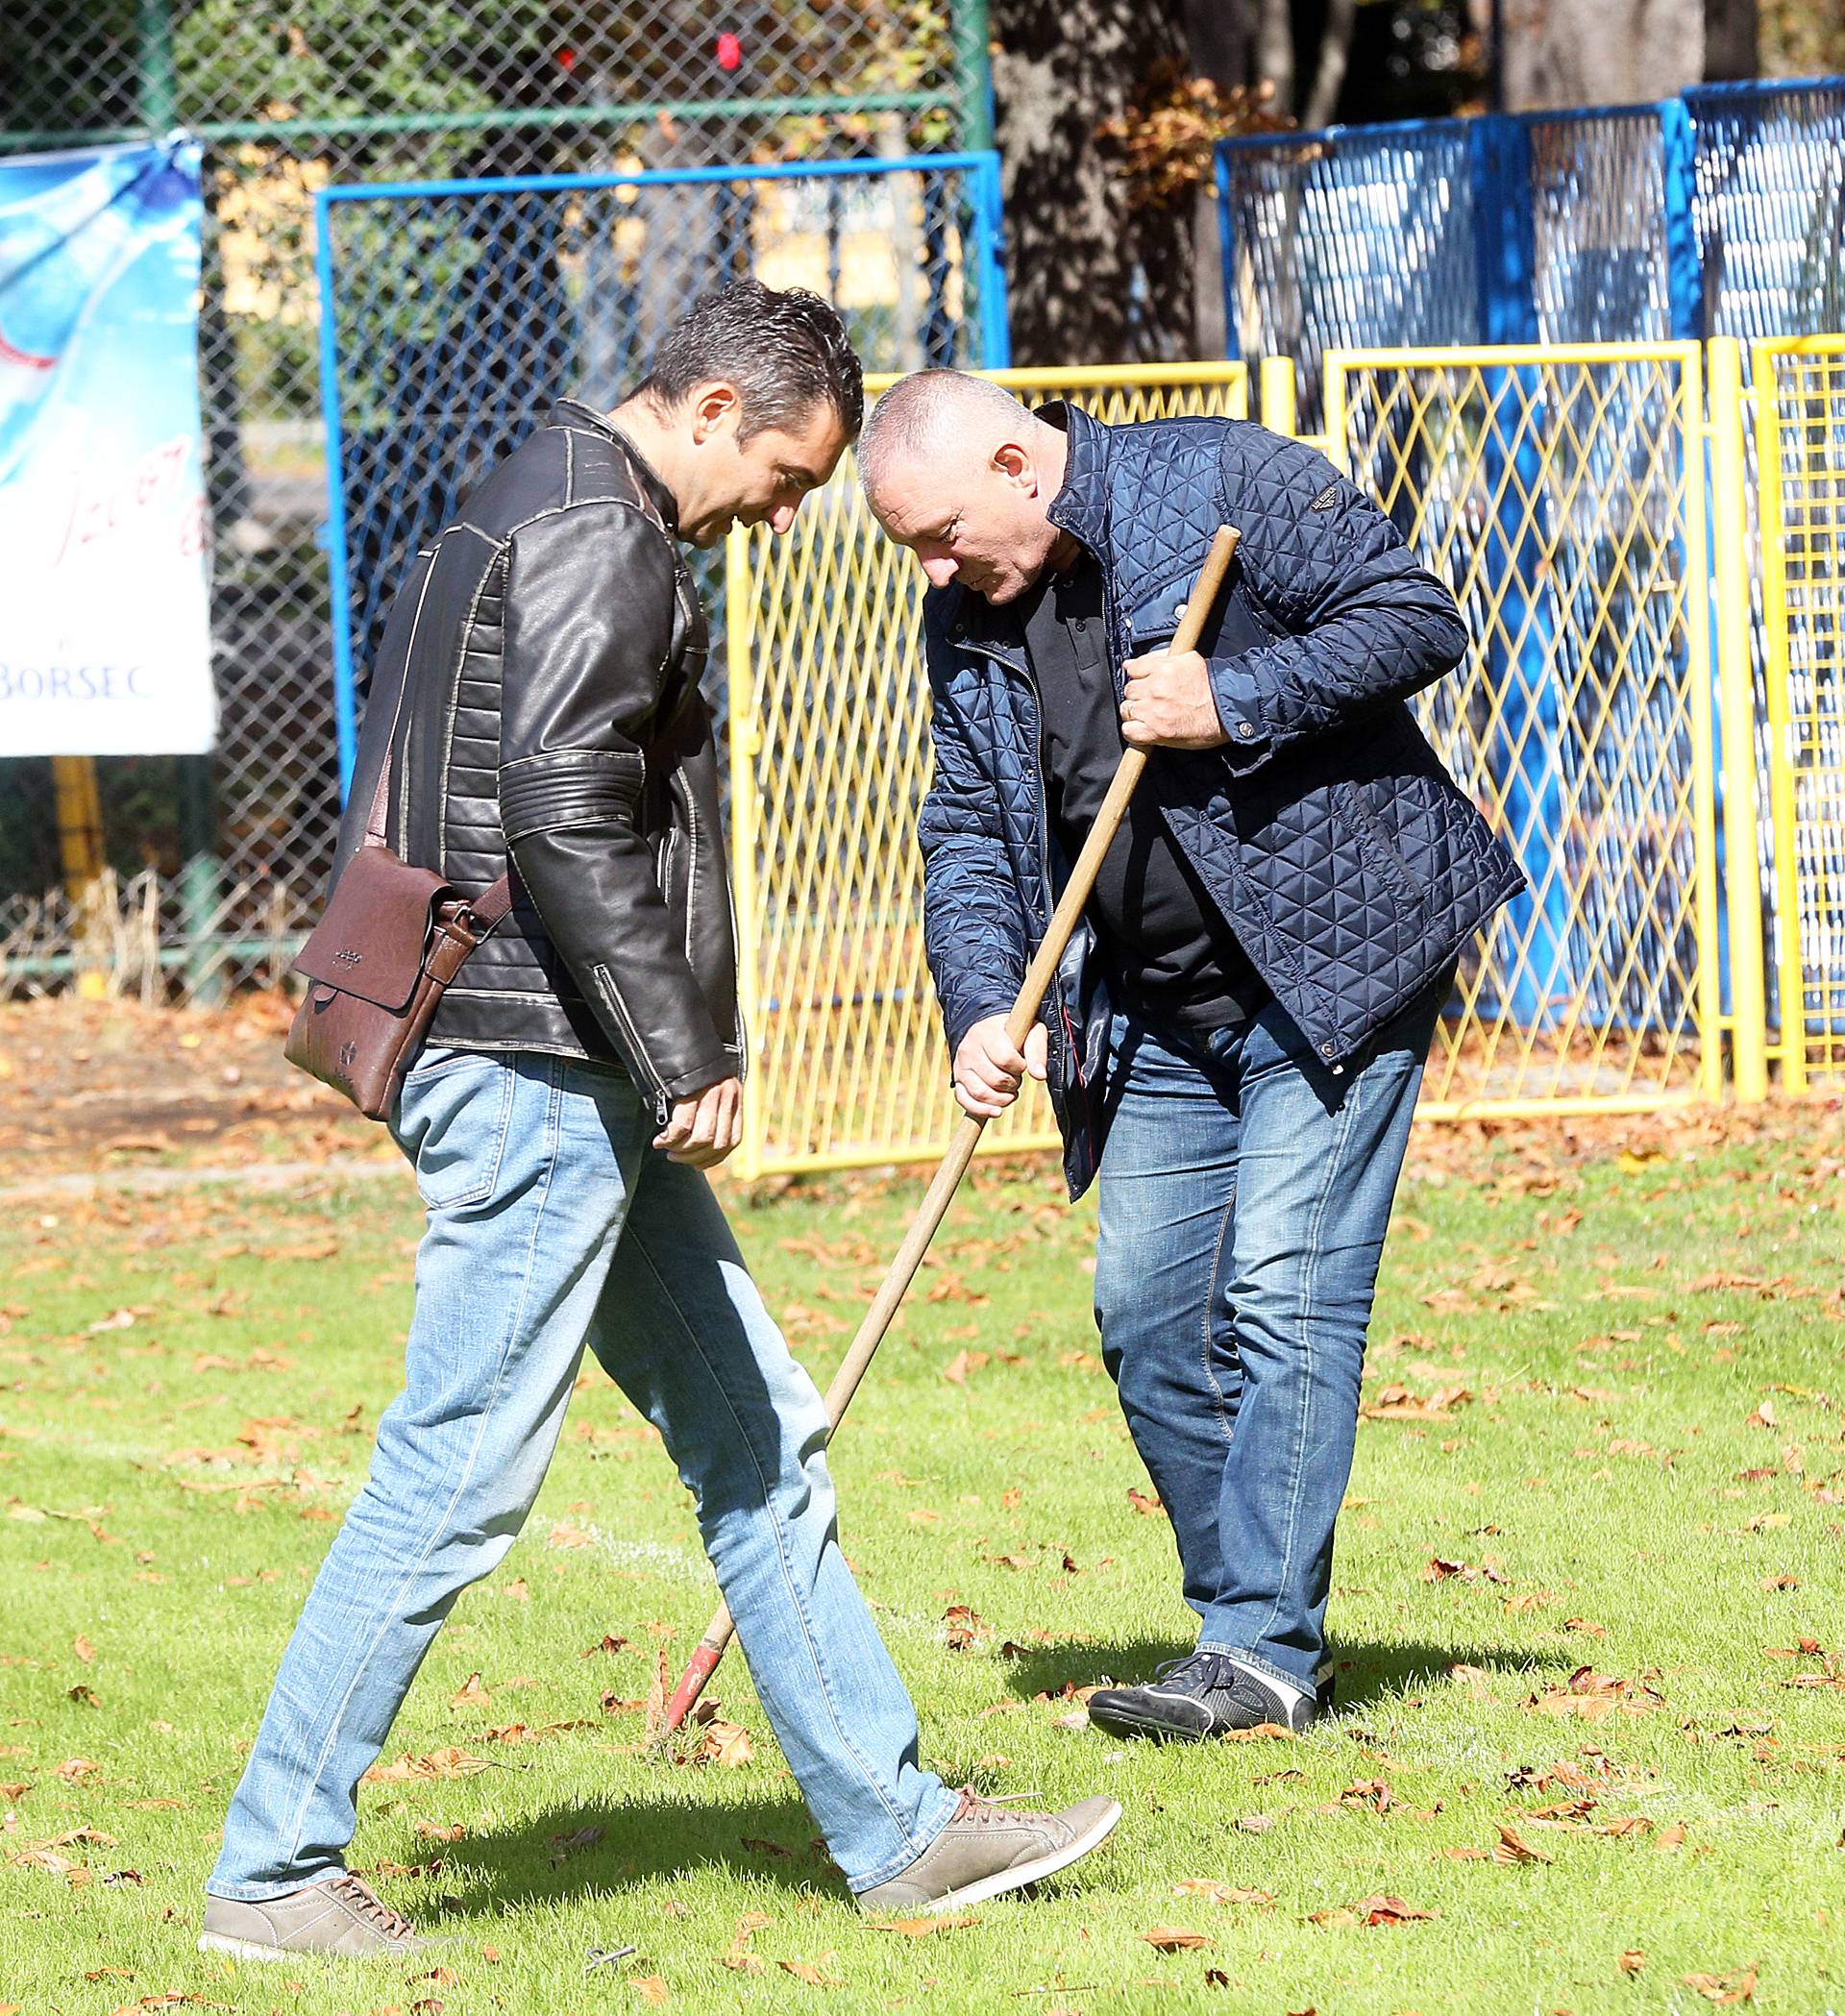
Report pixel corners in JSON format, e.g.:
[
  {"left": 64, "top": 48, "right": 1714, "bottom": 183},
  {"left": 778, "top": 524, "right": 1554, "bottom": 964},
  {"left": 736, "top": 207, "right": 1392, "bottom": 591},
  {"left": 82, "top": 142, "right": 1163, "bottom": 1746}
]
[{"left": 857, "top": 368, "right": 1030, "bottom": 498}]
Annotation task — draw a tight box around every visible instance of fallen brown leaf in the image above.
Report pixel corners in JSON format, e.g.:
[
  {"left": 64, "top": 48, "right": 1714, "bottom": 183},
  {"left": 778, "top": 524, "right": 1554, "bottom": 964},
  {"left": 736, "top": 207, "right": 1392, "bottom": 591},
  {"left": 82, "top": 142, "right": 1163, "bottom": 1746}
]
[
  {"left": 1141, "top": 1927, "right": 1212, "bottom": 1951},
  {"left": 1492, "top": 1823, "right": 1554, "bottom": 1865},
  {"left": 722, "top": 1910, "right": 771, "bottom": 1975},
  {"left": 1682, "top": 1964, "right": 1756, "bottom": 2004},
  {"left": 362, "top": 1747, "right": 490, "bottom": 1782},
  {"left": 778, "top": 1956, "right": 843, "bottom": 1985},
  {"left": 1172, "top": 1880, "right": 1272, "bottom": 1905},
  {"left": 872, "top": 1913, "right": 980, "bottom": 1934}
]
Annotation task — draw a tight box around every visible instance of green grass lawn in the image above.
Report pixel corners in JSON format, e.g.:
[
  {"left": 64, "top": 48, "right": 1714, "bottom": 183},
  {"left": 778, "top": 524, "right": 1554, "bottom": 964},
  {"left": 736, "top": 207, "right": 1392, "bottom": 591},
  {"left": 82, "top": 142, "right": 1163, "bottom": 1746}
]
[{"left": 2, "top": 1107, "right": 1842, "bottom": 2015}]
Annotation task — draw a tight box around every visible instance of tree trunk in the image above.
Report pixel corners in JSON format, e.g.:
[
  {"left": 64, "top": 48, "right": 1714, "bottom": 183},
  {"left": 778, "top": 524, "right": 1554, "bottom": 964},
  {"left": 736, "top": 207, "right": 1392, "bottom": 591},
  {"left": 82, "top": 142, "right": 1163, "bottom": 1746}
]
[
  {"left": 1501, "top": 0, "right": 1705, "bottom": 108},
  {"left": 1702, "top": 0, "right": 1759, "bottom": 80},
  {"left": 991, "top": 0, "right": 1195, "bottom": 365},
  {"left": 1302, "top": 0, "right": 1360, "bottom": 128}
]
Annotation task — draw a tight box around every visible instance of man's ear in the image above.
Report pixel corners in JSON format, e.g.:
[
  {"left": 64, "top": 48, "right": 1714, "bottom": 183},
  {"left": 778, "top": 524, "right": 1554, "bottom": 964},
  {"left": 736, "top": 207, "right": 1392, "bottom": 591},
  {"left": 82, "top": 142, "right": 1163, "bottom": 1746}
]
[
  {"left": 992, "top": 440, "right": 1036, "bottom": 492},
  {"left": 691, "top": 381, "right": 744, "bottom": 444}
]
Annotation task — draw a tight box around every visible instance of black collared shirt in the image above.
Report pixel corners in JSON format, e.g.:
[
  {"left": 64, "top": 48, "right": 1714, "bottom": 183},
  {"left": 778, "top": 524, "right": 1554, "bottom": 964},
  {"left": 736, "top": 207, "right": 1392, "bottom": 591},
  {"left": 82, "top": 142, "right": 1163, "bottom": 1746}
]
[{"left": 1019, "top": 549, "right": 1269, "bottom": 1038}]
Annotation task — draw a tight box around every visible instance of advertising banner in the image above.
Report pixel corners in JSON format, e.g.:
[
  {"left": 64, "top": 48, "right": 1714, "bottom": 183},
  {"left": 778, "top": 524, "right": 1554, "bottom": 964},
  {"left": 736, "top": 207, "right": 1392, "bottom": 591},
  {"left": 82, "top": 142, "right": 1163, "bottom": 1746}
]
[{"left": 0, "top": 139, "right": 213, "bottom": 756}]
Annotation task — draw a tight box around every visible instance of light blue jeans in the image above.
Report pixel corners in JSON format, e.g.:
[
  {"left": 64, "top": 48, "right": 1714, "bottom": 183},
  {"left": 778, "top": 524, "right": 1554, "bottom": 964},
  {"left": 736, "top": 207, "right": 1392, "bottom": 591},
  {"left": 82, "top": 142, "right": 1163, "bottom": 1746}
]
[
  {"left": 1094, "top": 975, "right": 1449, "bottom": 1691},
  {"left": 209, "top": 1047, "right": 956, "bottom": 1900}
]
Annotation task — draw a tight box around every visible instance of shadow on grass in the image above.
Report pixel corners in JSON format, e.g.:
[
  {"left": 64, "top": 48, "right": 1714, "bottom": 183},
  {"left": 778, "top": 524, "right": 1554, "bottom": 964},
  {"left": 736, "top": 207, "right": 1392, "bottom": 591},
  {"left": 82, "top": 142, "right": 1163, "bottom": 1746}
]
[
  {"left": 427, "top": 1787, "right": 849, "bottom": 1917},
  {"left": 996, "top": 1636, "right": 1547, "bottom": 1712}
]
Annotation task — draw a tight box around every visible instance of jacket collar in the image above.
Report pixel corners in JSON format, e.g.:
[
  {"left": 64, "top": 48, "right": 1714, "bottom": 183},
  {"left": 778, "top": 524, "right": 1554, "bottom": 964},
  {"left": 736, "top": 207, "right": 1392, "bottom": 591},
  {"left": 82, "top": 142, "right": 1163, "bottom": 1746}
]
[
  {"left": 547, "top": 399, "right": 681, "bottom": 535},
  {"left": 943, "top": 401, "right": 1111, "bottom": 653},
  {"left": 1040, "top": 401, "right": 1112, "bottom": 553}
]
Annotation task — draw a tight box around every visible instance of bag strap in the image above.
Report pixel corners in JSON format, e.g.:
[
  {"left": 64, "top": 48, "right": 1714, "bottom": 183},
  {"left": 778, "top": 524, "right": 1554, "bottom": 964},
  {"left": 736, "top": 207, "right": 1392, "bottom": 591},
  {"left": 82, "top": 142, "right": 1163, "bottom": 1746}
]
[{"left": 464, "top": 873, "right": 515, "bottom": 930}]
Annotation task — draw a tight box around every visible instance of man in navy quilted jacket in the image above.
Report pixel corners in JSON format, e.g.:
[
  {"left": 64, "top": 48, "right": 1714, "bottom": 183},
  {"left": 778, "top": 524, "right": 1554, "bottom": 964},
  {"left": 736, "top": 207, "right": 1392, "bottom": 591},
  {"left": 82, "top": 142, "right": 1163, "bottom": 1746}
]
[{"left": 860, "top": 371, "right": 1522, "bottom": 1739}]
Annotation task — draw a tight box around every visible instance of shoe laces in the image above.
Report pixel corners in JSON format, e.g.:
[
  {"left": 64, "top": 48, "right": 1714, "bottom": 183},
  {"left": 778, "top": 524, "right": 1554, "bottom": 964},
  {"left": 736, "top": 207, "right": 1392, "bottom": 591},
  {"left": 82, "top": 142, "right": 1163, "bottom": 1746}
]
[
  {"left": 329, "top": 1872, "right": 415, "bottom": 1941},
  {"left": 951, "top": 1787, "right": 1040, "bottom": 1825},
  {"left": 1150, "top": 1651, "right": 1241, "bottom": 1690}
]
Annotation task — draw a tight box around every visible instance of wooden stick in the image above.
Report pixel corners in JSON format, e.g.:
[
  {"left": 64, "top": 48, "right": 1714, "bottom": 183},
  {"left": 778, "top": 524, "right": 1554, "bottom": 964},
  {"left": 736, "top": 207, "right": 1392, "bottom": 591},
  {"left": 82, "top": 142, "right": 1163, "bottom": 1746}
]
[{"left": 657, "top": 525, "right": 1242, "bottom": 1743}]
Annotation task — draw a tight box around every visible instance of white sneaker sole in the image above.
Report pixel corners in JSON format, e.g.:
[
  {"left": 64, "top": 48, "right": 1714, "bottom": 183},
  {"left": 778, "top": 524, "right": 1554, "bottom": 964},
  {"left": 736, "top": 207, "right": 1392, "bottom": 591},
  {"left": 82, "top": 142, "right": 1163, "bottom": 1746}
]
[
  {"left": 197, "top": 1930, "right": 423, "bottom": 1962},
  {"left": 920, "top": 1797, "right": 1123, "bottom": 1914}
]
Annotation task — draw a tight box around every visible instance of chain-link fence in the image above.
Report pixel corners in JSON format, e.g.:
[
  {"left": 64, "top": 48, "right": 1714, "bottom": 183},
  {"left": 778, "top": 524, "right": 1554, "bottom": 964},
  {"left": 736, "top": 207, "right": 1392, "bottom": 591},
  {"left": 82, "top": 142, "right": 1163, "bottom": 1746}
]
[
  {"left": 0, "top": 0, "right": 990, "bottom": 998},
  {"left": 1215, "top": 77, "right": 1845, "bottom": 424}
]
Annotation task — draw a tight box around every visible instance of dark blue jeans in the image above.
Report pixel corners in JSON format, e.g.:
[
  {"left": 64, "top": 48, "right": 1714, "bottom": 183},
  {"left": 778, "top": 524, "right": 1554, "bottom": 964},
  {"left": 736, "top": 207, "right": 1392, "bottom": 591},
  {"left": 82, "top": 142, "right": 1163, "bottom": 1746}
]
[{"left": 1093, "top": 975, "right": 1448, "bottom": 1691}]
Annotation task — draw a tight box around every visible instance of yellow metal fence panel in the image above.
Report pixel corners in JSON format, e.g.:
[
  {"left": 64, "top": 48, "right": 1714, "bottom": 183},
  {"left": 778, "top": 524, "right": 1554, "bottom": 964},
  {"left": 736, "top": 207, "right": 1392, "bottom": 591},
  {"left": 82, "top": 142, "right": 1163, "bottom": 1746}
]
[
  {"left": 1322, "top": 345, "right": 1722, "bottom": 1114},
  {"left": 728, "top": 345, "right": 1745, "bottom": 1176},
  {"left": 726, "top": 362, "right": 1250, "bottom": 1177},
  {"left": 1756, "top": 335, "right": 1845, "bottom": 1090}
]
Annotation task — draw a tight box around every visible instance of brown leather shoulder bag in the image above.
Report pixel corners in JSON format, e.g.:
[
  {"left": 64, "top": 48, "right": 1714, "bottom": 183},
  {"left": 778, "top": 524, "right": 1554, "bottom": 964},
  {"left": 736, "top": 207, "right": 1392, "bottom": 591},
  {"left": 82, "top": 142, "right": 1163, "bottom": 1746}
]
[{"left": 284, "top": 696, "right": 512, "bottom": 1120}]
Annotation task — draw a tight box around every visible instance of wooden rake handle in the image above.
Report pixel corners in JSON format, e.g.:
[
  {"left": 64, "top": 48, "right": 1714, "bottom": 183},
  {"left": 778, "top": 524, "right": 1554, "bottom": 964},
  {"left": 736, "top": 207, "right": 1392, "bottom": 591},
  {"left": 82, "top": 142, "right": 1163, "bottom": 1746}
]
[{"left": 656, "top": 525, "right": 1242, "bottom": 1742}]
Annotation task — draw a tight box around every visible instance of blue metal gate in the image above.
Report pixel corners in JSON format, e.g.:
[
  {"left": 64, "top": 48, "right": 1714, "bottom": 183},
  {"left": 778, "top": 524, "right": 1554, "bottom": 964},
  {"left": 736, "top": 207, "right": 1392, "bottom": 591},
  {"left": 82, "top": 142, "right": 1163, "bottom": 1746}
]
[{"left": 314, "top": 151, "right": 1008, "bottom": 793}]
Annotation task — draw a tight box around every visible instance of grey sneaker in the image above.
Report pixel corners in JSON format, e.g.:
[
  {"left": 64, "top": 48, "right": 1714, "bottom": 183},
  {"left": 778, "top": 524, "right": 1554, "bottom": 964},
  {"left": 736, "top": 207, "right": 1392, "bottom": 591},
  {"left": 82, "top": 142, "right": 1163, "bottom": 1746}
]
[
  {"left": 858, "top": 1789, "right": 1121, "bottom": 1915},
  {"left": 199, "top": 1873, "right": 430, "bottom": 1959}
]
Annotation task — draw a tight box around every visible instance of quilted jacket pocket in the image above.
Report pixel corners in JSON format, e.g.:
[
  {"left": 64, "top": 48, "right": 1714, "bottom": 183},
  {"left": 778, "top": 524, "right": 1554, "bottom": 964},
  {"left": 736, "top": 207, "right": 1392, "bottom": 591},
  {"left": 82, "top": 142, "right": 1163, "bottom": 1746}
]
[{"left": 1338, "top": 783, "right": 1432, "bottom": 916}]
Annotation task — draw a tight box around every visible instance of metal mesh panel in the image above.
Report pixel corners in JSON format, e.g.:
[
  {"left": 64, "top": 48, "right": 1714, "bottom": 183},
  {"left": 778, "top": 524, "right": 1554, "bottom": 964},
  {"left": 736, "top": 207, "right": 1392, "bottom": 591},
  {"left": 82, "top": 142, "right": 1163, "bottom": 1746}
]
[
  {"left": 1758, "top": 338, "right": 1845, "bottom": 1087},
  {"left": 1689, "top": 80, "right": 1845, "bottom": 338},
  {"left": 0, "top": 0, "right": 980, "bottom": 997},
  {"left": 1528, "top": 109, "right": 1673, "bottom": 343},
  {"left": 1329, "top": 347, "right": 1720, "bottom": 1112},
  {"left": 320, "top": 156, "right": 1002, "bottom": 767},
  {"left": 727, "top": 364, "right": 1251, "bottom": 1177},
  {"left": 1216, "top": 122, "right": 1477, "bottom": 424}
]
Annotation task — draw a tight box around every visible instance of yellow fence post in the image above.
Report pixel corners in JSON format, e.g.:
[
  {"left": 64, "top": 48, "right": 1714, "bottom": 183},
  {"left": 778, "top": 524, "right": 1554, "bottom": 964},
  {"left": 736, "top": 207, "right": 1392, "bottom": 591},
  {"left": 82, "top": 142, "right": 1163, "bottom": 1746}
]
[
  {"left": 1681, "top": 342, "right": 1727, "bottom": 1107},
  {"left": 725, "top": 526, "right": 768, "bottom": 1179},
  {"left": 1707, "top": 337, "right": 1769, "bottom": 1100},
  {"left": 1259, "top": 356, "right": 1297, "bottom": 436},
  {"left": 1320, "top": 353, "right": 1350, "bottom": 473},
  {"left": 52, "top": 755, "right": 111, "bottom": 1001},
  {"left": 1753, "top": 342, "right": 1807, "bottom": 1096}
]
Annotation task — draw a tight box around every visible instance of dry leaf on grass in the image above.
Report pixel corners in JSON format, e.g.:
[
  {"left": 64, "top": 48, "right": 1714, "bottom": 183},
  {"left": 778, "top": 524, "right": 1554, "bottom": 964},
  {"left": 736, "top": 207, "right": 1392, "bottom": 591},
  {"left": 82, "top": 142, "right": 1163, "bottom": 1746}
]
[
  {"left": 631, "top": 1977, "right": 670, "bottom": 2005},
  {"left": 1683, "top": 1964, "right": 1757, "bottom": 2004},
  {"left": 1619, "top": 1951, "right": 1646, "bottom": 1977},
  {"left": 778, "top": 1956, "right": 843, "bottom": 1985},
  {"left": 362, "top": 1747, "right": 490, "bottom": 1783},
  {"left": 1172, "top": 1880, "right": 1272, "bottom": 1905},
  {"left": 687, "top": 1715, "right": 754, "bottom": 1768},
  {"left": 1524, "top": 1668, "right": 1664, "bottom": 1720},
  {"left": 450, "top": 1672, "right": 490, "bottom": 1709},
  {"left": 1126, "top": 1487, "right": 1166, "bottom": 1515},
  {"left": 1309, "top": 1894, "right": 1437, "bottom": 1928},
  {"left": 721, "top": 1911, "right": 771, "bottom": 1975},
  {"left": 1492, "top": 1823, "right": 1554, "bottom": 1865},
  {"left": 1141, "top": 1927, "right": 1212, "bottom": 1951},
  {"left": 1363, "top": 1384, "right": 1473, "bottom": 1421}
]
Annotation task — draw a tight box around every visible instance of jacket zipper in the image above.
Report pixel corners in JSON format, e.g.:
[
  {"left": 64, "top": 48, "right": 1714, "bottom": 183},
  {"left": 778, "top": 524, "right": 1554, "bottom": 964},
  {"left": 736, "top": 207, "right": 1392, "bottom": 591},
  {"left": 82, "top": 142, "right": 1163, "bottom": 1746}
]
[
  {"left": 954, "top": 617, "right": 1094, "bottom": 1120},
  {"left": 1042, "top": 509, "right": 1348, "bottom": 1078}
]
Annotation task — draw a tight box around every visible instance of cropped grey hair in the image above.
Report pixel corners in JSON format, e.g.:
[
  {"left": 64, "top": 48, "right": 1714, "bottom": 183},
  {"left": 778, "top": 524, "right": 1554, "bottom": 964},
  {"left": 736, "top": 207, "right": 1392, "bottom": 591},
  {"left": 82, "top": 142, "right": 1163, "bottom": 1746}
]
[{"left": 856, "top": 369, "right": 1030, "bottom": 497}]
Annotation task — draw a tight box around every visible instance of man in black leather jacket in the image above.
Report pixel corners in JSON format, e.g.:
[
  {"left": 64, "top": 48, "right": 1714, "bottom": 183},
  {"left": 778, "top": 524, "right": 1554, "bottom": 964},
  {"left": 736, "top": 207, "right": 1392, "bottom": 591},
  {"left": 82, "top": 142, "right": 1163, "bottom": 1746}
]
[{"left": 202, "top": 288, "right": 1118, "bottom": 1958}]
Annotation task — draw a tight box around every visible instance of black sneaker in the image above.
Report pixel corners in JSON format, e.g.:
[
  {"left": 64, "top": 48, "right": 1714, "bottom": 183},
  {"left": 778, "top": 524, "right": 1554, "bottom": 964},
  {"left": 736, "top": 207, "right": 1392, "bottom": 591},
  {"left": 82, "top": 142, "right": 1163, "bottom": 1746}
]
[{"left": 1087, "top": 1651, "right": 1321, "bottom": 1741}]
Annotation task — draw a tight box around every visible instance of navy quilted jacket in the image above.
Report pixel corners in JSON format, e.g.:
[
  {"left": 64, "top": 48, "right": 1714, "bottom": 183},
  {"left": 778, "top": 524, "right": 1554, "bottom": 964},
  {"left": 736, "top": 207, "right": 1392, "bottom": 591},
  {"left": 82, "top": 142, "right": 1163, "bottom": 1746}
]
[{"left": 917, "top": 403, "right": 1524, "bottom": 1197}]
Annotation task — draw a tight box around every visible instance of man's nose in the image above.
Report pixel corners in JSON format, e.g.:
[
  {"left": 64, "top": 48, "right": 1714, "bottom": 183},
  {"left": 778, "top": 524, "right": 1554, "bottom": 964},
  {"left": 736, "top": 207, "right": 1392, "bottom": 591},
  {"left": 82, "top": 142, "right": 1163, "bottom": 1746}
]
[{"left": 922, "top": 556, "right": 958, "bottom": 589}]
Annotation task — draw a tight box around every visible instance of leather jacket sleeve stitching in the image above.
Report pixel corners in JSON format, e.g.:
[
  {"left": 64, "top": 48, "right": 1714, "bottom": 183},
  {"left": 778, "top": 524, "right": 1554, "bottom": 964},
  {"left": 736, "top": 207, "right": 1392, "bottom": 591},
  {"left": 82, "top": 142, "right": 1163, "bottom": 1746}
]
[{"left": 499, "top": 500, "right": 732, "bottom": 1106}]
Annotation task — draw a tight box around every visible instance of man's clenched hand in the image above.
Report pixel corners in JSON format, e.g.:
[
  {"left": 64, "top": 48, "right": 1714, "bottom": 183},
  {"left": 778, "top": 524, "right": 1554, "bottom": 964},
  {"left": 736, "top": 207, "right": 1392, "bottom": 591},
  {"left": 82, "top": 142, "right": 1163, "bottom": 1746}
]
[
  {"left": 653, "top": 1075, "right": 743, "bottom": 1167},
  {"left": 952, "top": 1016, "right": 1048, "bottom": 1119},
  {"left": 1120, "top": 646, "right": 1229, "bottom": 750}
]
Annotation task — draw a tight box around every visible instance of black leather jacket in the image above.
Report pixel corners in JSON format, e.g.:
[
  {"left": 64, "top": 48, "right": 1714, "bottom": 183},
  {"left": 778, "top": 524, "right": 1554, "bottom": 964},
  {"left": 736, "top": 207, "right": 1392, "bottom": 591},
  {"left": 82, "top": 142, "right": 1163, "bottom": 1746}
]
[{"left": 333, "top": 402, "right": 744, "bottom": 1116}]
